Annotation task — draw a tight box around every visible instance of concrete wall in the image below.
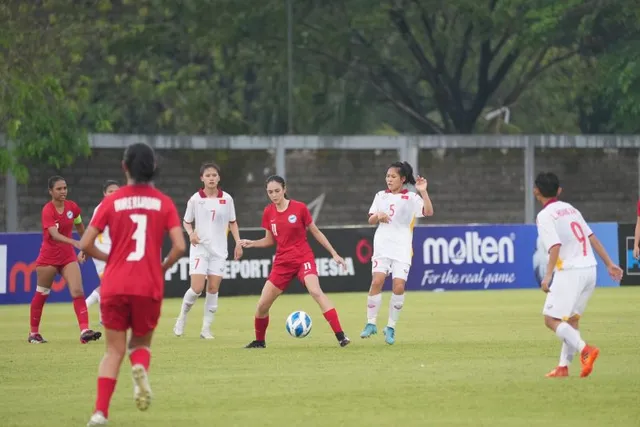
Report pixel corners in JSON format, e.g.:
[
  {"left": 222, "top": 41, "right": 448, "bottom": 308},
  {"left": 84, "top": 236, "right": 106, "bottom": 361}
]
[{"left": 1, "top": 147, "right": 637, "bottom": 231}]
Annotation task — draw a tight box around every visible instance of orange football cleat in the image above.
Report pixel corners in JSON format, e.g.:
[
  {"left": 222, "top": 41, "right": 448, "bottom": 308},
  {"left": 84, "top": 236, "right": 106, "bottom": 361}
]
[
  {"left": 580, "top": 345, "right": 600, "bottom": 377},
  {"left": 545, "top": 366, "right": 569, "bottom": 378}
]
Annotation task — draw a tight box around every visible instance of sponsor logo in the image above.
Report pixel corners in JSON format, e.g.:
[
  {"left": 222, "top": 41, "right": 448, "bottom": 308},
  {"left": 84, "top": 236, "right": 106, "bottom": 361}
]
[
  {"left": 625, "top": 237, "right": 640, "bottom": 275},
  {"left": 423, "top": 231, "right": 515, "bottom": 265},
  {"left": 165, "top": 256, "right": 356, "bottom": 281}
]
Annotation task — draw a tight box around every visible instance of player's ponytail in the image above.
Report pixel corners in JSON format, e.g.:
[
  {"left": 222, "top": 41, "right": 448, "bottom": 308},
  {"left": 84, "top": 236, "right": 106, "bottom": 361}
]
[
  {"left": 389, "top": 161, "right": 416, "bottom": 185},
  {"left": 265, "top": 175, "right": 289, "bottom": 199},
  {"left": 124, "top": 142, "right": 156, "bottom": 183}
]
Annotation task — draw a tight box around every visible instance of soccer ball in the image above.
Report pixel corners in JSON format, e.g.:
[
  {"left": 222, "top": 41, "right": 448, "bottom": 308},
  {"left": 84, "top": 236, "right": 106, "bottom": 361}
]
[{"left": 285, "top": 311, "right": 313, "bottom": 338}]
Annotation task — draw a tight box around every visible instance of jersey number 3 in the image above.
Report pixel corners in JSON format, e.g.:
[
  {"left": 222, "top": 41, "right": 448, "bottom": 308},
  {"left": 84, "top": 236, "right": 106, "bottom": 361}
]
[{"left": 127, "top": 214, "right": 148, "bottom": 261}]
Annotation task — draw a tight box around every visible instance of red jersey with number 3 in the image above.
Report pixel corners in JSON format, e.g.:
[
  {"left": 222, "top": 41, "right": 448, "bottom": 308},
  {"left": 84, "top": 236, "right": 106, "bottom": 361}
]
[
  {"left": 535, "top": 199, "right": 596, "bottom": 271},
  {"left": 261, "top": 200, "right": 314, "bottom": 264},
  {"left": 38, "top": 200, "right": 81, "bottom": 264},
  {"left": 90, "top": 184, "right": 181, "bottom": 300}
]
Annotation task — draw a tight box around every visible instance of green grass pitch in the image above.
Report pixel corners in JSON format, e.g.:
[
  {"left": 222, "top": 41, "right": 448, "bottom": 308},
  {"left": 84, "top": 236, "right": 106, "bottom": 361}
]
[{"left": 1, "top": 288, "right": 639, "bottom": 427}]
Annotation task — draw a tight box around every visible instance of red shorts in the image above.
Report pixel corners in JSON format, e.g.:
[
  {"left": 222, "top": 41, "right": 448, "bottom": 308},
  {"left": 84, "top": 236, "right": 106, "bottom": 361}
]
[
  {"left": 268, "top": 254, "right": 318, "bottom": 291},
  {"left": 101, "top": 295, "right": 162, "bottom": 337},
  {"left": 36, "top": 256, "right": 77, "bottom": 274}
]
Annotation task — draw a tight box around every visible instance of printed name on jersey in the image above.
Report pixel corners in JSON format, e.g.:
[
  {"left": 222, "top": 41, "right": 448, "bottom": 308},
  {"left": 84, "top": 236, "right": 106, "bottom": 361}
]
[{"left": 165, "top": 255, "right": 356, "bottom": 281}]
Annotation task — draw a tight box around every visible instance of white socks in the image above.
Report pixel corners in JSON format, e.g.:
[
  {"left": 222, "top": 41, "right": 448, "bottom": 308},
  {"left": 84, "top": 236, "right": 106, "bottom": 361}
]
[
  {"left": 86, "top": 289, "right": 100, "bottom": 307},
  {"left": 203, "top": 292, "right": 219, "bottom": 331},
  {"left": 559, "top": 342, "right": 576, "bottom": 367},
  {"left": 180, "top": 289, "right": 219, "bottom": 332},
  {"left": 366, "top": 294, "right": 382, "bottom": 324},
  {"left": 366, "top": 293, "right": 405, "bottom": 329},
  {"left": 555, "top": 322, "right": 586, "bottom": 353},
  {"left": 387, "top": 293, "right": 405, "bottom": 329}
]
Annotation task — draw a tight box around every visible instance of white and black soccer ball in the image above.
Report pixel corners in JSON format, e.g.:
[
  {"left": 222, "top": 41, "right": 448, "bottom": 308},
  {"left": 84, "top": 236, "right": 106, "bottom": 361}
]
[{"left": 285, "top": 311, "right": 313, "bottom": 338}]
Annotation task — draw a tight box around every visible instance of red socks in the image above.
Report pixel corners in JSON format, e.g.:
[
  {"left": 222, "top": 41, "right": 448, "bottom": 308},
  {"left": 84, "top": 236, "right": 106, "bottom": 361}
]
[
  {"left": 72, "top": 296, "right": 90, "bottom": 331},
  {"left": 255, "top": 316, "right": 269, "bottom": 341},
  {"left": 95, "top": 377, "right": 117, "bottom": 418},
  {"left": 130, "top": 347, "right": 151, "bottom": 372},
  {"left": 30, "top": 291, "right": 49, "bottom": 334},
  {"left": 323, "top": 308, "right": 343, "bottom": 334}
]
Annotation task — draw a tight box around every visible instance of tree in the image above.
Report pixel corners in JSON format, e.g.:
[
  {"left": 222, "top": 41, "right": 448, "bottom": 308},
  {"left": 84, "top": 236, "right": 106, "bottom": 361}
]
[
  {"left": 294, "top": 0, "right": 626, "bottom": 134},
  {"left": 0, "top": 1, "right": 96, "bottom": 182}
]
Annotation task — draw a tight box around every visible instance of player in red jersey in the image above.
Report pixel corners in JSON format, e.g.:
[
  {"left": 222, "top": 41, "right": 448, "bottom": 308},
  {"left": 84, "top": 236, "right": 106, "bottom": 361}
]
[
  {"left": 28, "top": 175, "right": 102, "bottom": 344},
  {"left": 79, "top": 142, "right": 185, "bottom": 426},
  {"left": 239, "top": 175, "right": 351, "bottom": 348}
]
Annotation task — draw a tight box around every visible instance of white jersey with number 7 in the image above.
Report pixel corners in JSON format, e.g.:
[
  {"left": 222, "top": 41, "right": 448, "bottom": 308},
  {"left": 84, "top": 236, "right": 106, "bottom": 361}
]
[{"left": 536, "top": 200, "right": 597, "bottom": 270}]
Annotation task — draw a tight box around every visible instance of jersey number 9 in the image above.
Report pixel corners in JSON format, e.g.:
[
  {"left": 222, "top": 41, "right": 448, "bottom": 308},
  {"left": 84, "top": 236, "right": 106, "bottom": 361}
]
[{"left": 570, "top": 221, "right": 587, "bottom": 256}]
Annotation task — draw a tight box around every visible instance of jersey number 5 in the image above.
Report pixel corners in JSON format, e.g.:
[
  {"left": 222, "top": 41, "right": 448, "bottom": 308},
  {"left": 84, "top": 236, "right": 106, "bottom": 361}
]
[
  {"left": 127, "top": 214, "right": 148, "bottom": 261},
  {"left": 389, "top": 204, "right": 395, "bottom": 217},
  {"left": 570, "top": 221, "right": 588, "bottom": 256}
]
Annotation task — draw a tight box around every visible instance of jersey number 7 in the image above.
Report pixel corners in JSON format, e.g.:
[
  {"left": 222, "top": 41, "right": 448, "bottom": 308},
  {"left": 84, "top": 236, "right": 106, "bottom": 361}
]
[{"left": 127, "top": 214, "right": 148, "bottom": 261}]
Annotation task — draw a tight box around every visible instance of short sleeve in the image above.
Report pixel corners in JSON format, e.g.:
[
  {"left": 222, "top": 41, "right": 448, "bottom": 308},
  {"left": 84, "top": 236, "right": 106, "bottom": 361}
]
[
  {"left": 261, "top": 206, "right": 270, "bottom": 230},
  {"left": 228, "top": 196, "right": 237, "bottom": 222},
  {"left": 579, "top": 213, "right": 594, "bottom": 237},
  {"left": 412, "top": 192, "right": 425, "bottom": 218},
  {"left": 41, "top": 205, "right": 56, "bottom": 230},
  {"left": 90, "top": 202, "right": 110, "bottom": 233},
  {"left": 301, "top": 203, "right": 313, "bottom": 227},
  {"left": 165, "top": 198, "right": 182, "bottom": 231},
  {"left": 183, "top": 197, "right": 195, "bottom": 222},
  {"left": 536, "top": 212, "right": 561, "bottom": 252},
  {"left": 636, "top": 200, "right": 640, "bottom": 216},
  {"left": 368, "top": 193, "right": 379, "bottom": 216},
  {"left": 72, "top": 202, "right": 82, "bottom": 218}
]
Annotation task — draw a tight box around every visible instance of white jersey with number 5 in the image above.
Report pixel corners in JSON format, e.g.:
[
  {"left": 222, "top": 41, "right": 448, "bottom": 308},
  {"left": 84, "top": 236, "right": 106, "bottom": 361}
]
[
  {"left": 536, "top": 200, "right": 597, "bottom": 271},
  {"left": 183, "top": 189, "right": 236, "bottom": 259},
  {"left": 368, "top": 189, "right": 425, "bottom": 265}
]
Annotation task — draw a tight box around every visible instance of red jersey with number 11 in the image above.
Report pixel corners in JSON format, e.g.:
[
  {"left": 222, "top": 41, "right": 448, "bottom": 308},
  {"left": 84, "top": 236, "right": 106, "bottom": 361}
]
[
  {"left": 90, "top": 184, "right": 181, "bottom": 300},
  {"left": 261, "top": 200, "right": 314, "bottom": 264}
]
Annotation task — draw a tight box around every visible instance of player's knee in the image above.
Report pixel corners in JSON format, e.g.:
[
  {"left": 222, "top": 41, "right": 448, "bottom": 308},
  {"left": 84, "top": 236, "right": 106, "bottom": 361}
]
[{"left": 69, "top": 286, "right": 84, "bottom": 298}]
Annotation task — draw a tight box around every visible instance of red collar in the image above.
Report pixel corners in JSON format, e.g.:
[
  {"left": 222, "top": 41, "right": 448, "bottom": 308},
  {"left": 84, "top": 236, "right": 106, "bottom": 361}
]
[
  {"left": 199, "top": 188, "right": 223, "bottom": 198},
  {"left": 543, "top": 198, "right": 558, "bottom": 208},
  {"left": 385, "top": 189, "right": 409, "bottom": 194}
]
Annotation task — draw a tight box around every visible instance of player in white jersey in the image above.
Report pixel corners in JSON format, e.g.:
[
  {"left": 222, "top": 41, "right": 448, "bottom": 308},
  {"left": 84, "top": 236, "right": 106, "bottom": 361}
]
[
  {"left": 85, "top": 180, "right": 120, "bottom": 324},
  {"left": 534, "top": 172, "right": 622, "bottom": 378},
  {"left": 360, "top": 161, "right": 434, "bottom": 344},
  {"left": 173, "top": 162, "right": 243, "bottom": 339}
]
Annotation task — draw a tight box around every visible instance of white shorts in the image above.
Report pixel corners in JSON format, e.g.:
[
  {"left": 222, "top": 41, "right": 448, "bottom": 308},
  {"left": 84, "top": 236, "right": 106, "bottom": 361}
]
[
  {"left": 93, "top": 259, "right": 106, "bottom": 278},
  {"left": 189, "top": 251, "right": 226, "bottom": 277},
  {"left": 542, "top": 266, "right": 597, "bottom": 320},
  {"left": 372, "top": 257, "right": 410, "bottom": 281}
]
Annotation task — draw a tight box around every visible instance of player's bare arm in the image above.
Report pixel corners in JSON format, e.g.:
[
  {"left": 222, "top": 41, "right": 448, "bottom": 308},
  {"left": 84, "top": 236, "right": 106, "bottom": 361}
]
[
  {"left": 588, "top": 234, "right": 623, "bottom": 281},
  {"left": 541, "top": 245, "right": 561, "bottom": 293},
  {"left": 229, "top": 221, "right": 243, "bottom": 260},
  {"left": 240, "top": 230, "right": 275, "bottom": 248},
  {"left": 163, "top": 226, "right": 186, "bottom": 272},
  {"left": 79, "top": 226, "right": 109, "bottom": 262},
  {"left": 74, "top": 219, "right": 87, "bottom": 263},
  {"left": 634, "top": 216, "right": 640, "bottom": 259},
  {"left": 48, "top": 225, "right": 81, "bottom": 249},
  {"left": 183, "top": 220, "right": 200, "bottom": 245},
  {"left": 307, "top": 223, "right": 346, "bottom": 269},
  {"left": 415, "top": 176, "right": 434, "bottom": 216}
]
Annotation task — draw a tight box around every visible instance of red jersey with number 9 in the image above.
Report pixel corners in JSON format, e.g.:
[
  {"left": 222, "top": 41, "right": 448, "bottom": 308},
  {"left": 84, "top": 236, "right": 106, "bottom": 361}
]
[
  {"left": 90, "top": 184, "right": 181, "bottom": 300},
  {"left": 261, "top": 200, "right": 314, "bottom": 263}
]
